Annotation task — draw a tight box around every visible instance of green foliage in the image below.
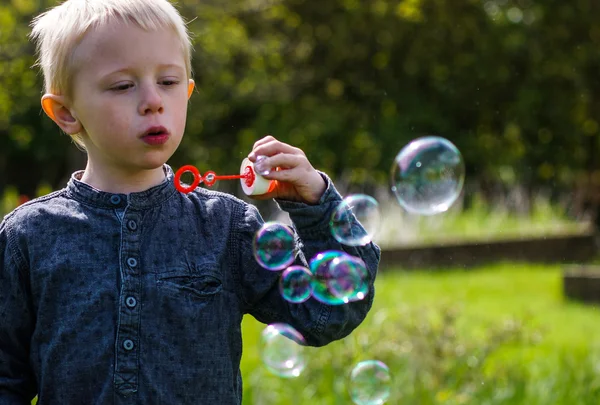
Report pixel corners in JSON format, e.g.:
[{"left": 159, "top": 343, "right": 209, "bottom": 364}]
[{"left": 2, "top": 0, "right": 600, "bottom": 196}]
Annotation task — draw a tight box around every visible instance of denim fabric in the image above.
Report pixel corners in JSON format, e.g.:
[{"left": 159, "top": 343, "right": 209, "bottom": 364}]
[{"left": 0, "top": 165, "right": 380, "bottom": 405}]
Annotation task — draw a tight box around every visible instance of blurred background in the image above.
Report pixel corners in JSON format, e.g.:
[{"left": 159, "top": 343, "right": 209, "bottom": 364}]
[{"left": 3, "top": 0, "right": 600, "bottom": 404}]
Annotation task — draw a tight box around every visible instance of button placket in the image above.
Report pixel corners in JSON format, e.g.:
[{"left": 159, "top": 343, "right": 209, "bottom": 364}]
[{"left": 115, "top": 211, "right": 143, "bottom": 395}]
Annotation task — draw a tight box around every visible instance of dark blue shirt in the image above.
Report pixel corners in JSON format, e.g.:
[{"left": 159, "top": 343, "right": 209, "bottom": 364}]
[{"left": 0, "top": 165, "right": 380, "bottom": 404}]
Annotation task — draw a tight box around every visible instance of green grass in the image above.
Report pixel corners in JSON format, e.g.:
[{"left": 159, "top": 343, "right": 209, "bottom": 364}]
[
  {"left": 374, "top": 192, "right": 591, "bottom": 248},
  {"left": 241, "top": 263, "right": 600, "bottom": 404}
]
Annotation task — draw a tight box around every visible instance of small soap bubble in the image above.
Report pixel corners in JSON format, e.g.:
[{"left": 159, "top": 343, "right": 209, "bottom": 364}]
[
  {"left": 309, "top": 250, "right": 352, "bottom": 305},
  {"left": 391, "top": 136, "right": 465, "bottom": 215},
  {"left": 349, "top": 360, "right": 392, "bottom": 405},
  {"left": 253, "top": 222, "right": 295, "bottom": 271},
  {"left": 327, "top": 255, "right": 369, "bottom": 303},
  {"left": 255, "top": 155, "right": 271, "bottom": 176},
  {"left": 330, "top": 194, "right": 381, "bottom": 246},
  {"left": 260, "top": 323, "right": 306, "bottom": 378},
  {"left": 279, "top": 265, "right": 314, "bottom": 303}
]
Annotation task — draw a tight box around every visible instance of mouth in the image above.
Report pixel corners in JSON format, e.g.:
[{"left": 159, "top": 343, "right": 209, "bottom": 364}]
[{"left": 141, "top": 126, "right": 170, "bottom": 145}]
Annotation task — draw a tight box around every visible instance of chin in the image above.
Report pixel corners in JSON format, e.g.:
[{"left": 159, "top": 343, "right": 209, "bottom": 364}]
[
  {"left": 140, "top": 151, "right": 175, "bottom": 170},
  {"left": 140, "top": 161, "right": 168, "bottom": 171}
]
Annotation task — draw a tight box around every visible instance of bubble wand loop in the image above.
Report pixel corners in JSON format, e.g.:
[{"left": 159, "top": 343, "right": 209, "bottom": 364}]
[
  {"left": 174, "top": 164, "right": 256, "bottom": 193},
  {"left": 175, "top": 158, "right": 277, "bottom": 195}
]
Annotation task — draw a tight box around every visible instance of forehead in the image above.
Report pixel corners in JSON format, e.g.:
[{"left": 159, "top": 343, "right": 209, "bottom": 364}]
[{"left": 71, "top": 20, "right": 185, "bottom": 75}]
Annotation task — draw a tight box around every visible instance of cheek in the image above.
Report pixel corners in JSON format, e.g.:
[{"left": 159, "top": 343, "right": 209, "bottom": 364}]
[
  {"left": 173, "top": 99, "right": 190, "bottom": 130},
  {"left": 82, "top": 106, "right": 133, "bottom": 139}
]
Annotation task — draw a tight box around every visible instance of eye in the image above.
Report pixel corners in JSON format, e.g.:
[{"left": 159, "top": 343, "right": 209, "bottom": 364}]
[
  {"left": 160, "top": 78, "right": 181, "bottom": 86},
  {"left": 111, "top": 83, "right": 133, "bottom": 91}
]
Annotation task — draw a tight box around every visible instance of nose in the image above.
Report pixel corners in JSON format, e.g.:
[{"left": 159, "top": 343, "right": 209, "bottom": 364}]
[{"left": 138, "top": 83, "right": 163, "bottom": 115}]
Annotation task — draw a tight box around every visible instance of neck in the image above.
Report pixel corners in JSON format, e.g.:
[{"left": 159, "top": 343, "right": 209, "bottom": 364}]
[{"left": 79, "top": 162, "right": 166, "bottom": 194}]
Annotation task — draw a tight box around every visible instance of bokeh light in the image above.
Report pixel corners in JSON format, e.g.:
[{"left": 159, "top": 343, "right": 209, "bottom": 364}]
[
  {"left": 253, "top": 222, "right": 295, "bottom": 271},
  {"left": 391, "top": 136, "right": 465, "bottom": 215},
  {"left": 330, "top": 194, "right": 381, "bottom": 246},
  {"left": 260, "top": 323, "right": 307, "bottom": 378},
  {"left": 279, "top": 265, "right": 314, "bottom": 303},
  {"left": 348, "top": 360, "right": 392, "bottom": 405}
]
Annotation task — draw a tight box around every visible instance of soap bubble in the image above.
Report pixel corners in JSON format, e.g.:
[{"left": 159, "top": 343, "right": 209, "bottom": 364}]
[
  {"left": 330, "top": 194, "right": 381, "bottom": 246},
  {"left": 391, "top": 136, "right": 465, "bottom": 215},
  {"left": 253, "top": 222, "right": 295, "bottom": 271},
  {"left": 309, "top": 250, "right": 355, "bottom": 305},
  {"left": 260, "top": 323, "right": 306, "bottom": 378},
  {"left": 327, "top": 255, "right": 369, "bottom": 303},
  {"left": 279, "top": 266, "right": 314, "bottom": 304},
  {"left": 349, "top": 360, "right": 392, "bottom": 405}
]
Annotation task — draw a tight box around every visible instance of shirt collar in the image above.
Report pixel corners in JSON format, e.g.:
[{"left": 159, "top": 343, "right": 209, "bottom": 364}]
[{"left": 66, "top": 164, "right": 178, "bottom": 210}]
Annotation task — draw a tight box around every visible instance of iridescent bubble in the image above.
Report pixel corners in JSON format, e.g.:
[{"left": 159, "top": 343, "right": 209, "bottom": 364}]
[
  {"left": 309, "top": 250, "right": 351, "bottom": 305},
  {"left": 349, "top": 360, "right": 392, "bottom": 405},
  {"left": 260, "top": 323, "right": 306, "bottom": 378},
  {"left": 330, "top": 194, "right": 381, "bottom": 246},
  {"left": 253, "top": 222, "right": 295, "bottom": 271},
  {"left": 391, "top": 136, "right": 465, "bottom": 215},
  {"left": 279, "top": 266, "right": 314, "bottom": 304},
  {"left": 327, "top": 255, "right": 369, "bottom": 303}
]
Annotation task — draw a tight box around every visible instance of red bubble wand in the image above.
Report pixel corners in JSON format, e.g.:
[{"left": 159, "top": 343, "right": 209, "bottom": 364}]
[{"left": 174, "top": 164, "right": 255, "bottom": 194}]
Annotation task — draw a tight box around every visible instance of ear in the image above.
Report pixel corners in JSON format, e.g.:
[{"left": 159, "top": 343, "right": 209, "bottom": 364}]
[
  {"left": 41, "top": 94, "right": 82, "bottom": 135},
  {"left": 187, "top": 79, "right": 195, "bottom": 99}
]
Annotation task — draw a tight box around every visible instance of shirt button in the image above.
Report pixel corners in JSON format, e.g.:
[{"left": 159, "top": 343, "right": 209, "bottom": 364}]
[
  {"left": 127, "top": 220, "right": 137, "bottom": 231},
  {"left": 127, "top": 257, "right": 138, "bottom": 268},
  {"left": 126, "top": 296, "right": 137, "bottom": 308},
  {"left": 123, "top": 339, "right": 134, "bottom": 351},
  {"left": 110, "top": 195, "right": 121, "bottom": 205}
]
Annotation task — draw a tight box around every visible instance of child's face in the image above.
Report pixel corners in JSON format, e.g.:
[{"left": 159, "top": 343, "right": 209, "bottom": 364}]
[{"left": 69, "top": 21, "right": 192, "bottom": 173}]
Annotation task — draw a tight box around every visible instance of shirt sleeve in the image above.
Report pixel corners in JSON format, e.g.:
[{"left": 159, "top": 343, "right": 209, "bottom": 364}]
[
  {"left": 0, "top": 218, "right": 37, "bottom": 403},
  {"left": 233, "top": 172, "right": 381, "bottom": 347}
]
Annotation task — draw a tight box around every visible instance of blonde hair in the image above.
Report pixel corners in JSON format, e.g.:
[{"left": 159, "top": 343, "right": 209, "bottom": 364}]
[{"left": 29, "top": 0, "right": 193, "bottom": 147}]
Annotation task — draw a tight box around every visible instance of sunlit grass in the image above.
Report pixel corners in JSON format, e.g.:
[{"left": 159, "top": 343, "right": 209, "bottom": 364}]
[
  {"left": 372, "top": 190, "right": 592, "bottom": 248},
  {"left": 241, "top": 263, "right": 600, "bottom": 404}
]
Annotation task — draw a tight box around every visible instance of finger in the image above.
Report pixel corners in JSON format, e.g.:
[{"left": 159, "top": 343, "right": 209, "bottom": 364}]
[
  {"left": 250, "top": 140, "right": 304, "bottom": 162},
  {"left": 252, "top": 135, "right": 277, "bottom": 151},
  {"left": 261, "top": 162, "right": 314, "bottom": 184},
  {"left": 255, "top": 153, "right": 306, "bottom": 174}
]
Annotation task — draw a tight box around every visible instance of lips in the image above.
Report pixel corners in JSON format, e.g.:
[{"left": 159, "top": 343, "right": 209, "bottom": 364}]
[{"left": 141, "top": 126, "right": 170, "bottom": 145}]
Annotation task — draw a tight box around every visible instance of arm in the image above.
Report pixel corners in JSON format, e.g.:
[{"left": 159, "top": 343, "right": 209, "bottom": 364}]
[
  {"left": 0, "top": 219, "right": 37, "bottom": 403},
  {"left": 236, "top": 134, "right": 381, "bottom": 346},
  {"left": 234, "top": 176, "right": 380, "bottom": 347}
]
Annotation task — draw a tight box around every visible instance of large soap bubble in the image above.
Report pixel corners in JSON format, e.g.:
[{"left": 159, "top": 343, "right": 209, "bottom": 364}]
[{"left": 391, "top": 136, "right": 465, "bottom": 215}]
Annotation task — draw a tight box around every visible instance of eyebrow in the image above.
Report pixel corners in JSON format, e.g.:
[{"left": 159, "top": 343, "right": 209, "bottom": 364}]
[{"left": 102, "top": 64, "right": 186, "bottom": 79}]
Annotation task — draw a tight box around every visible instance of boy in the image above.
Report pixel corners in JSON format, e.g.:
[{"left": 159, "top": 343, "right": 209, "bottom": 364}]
[{"left": 0, "top": 0, "right": 380, "bottom": 403}]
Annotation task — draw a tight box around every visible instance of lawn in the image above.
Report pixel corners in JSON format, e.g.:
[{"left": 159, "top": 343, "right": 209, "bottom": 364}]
[{"left": 241, "top": 263, "right": 600, "bottom": 404}]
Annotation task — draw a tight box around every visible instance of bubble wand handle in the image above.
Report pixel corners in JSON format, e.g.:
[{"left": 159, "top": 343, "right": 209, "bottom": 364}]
[
  {"left": 174, "top": 165, "right": 253, "bottom": 194},
  {"left": 213, "top": 174, "right": 246, "bottom": 180}
]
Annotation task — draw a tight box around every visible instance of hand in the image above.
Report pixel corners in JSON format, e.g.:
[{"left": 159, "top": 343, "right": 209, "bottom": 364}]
[{"left": 247, "top": 135, "right": 327, "bottom": 204}]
